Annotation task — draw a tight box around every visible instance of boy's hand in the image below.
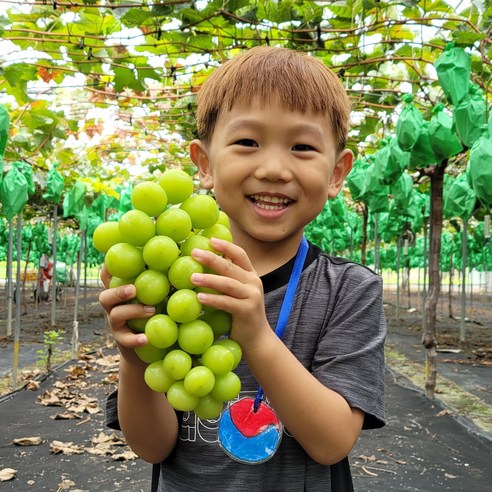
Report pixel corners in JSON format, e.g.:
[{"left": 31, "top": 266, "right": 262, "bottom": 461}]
[
  {"left": 191, "top": 238, "right": 270, "bottom": 351},
  {"left": 99, "top": 264, "right": 154, "bottom": 359}
]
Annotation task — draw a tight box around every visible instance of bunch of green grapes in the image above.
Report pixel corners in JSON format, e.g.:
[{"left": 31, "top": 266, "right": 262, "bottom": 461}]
[{"left": 93, "top": 169, "right": 242, "bottom": 419}]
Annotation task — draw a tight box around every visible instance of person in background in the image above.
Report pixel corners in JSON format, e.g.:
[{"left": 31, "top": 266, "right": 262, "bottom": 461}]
[{"left": 38, "top": 253, "right": 53, "bottom": 303}]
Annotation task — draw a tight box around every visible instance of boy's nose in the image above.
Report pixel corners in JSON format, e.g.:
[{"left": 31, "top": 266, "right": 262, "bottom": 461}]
[{"left": 253, "top": 153, "right": 293, "bottom": 182}]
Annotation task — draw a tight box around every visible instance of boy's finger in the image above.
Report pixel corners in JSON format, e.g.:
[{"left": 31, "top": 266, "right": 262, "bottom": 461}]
[
  {"left": 210, "top": 238, "right": 255, "bottom": 272},
  {"left": 100, "top": 263, "right": 111, "bottom": 288},
  {"left": 113, "top": 330, "right": 148, "bottom": 349},
  {"left": 99, "top": 284, "right": 136, "bottom": 313}
]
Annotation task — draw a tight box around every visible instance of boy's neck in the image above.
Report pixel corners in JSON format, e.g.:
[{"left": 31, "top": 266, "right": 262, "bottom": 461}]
[{"left": 230, "top": 228, "right": 305, "bottom": 277}]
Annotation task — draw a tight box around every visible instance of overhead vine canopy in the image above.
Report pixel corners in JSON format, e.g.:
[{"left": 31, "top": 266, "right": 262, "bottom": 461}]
[{"left": 0, "top": 0, "right": 491, "bottom": 191}]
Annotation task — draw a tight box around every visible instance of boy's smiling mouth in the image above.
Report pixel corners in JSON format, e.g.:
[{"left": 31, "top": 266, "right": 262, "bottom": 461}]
[{"left": 248, "top": 194, "right": 293, "bottom": 211}]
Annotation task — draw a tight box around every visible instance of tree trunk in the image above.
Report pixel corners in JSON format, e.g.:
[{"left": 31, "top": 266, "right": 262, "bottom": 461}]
[{"left": 422, "top": 161, "right": 446, "bottom": 400}]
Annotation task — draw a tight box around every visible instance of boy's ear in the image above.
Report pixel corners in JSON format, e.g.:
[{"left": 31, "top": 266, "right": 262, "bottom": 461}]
[
  {"left": 327, "top": 149, "right": 353, "bottom": 198},
  {"left": 190, "top": 139, "right": 214, "bottom": 190}
]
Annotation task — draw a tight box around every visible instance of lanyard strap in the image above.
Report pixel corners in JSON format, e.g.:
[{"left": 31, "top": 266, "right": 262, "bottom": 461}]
[{"left": 253, "top": 236, "right": 309, "bottom": 412}]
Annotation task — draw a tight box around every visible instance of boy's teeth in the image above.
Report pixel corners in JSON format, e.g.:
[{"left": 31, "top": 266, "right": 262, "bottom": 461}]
[{"left": 250, "top": 195, "right": 290, "bottom": 204}]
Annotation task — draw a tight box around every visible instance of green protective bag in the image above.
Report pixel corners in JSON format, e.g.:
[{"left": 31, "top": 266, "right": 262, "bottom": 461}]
[
  {"left": 0, "top": 104, "right": 9, "bottom": 171},
  {"left": 379, "top": 205, "right": 404, "bottom": 242},
  {"left": 43, "top": 164, "right": 65, "bottom": 203},
  {"left": 329, "top": 194, "right": 347, "bottom": 225},
  {"left": 409, "top": 121, "right": 438, "bottom": 169},
  {"left": 376, "top": 137, "right": 410, "bottom": 186},
  {"left": 428, "top": 104, "right": 463, "bottom": 161},
  {"left": 0, "top": 162, "right": 29, "bottom": 220},
  {"left": 91, "top": 194, "right": 108, "bottom": 220},
  {"left": 434, "top": 43, "right": 471, "bottom": 107},
  {"left": 453, "top": 84, "right": 487, "bottom": 149},
  {"left": 63, "top": 181, "right": 87, "bottom": 218},
  {"left": 118, "top": 183, "right": 133, "bottom": 216},
  {"left": 77, "top": 205, "right": 89, "bottom": 230},
  {"left": 396, "top": 94, "right": 424, "bottom": 151},
  {"left": 467, "top": 126, "right": 492, "bottom": 207},
  {"left": 443, "top": 173, "right": 476, "bottom": 221},
  {"left": 87, "top": 212, "right": 103, "bottom": 236},
  {"left": 16, "top": 160, "right": 35, "bottom": 195},
  {"left": 363, "top": 164, "right": 389, "bottom": 213},
  {"left": 346, "top": 158, "right": 370, "bottom": 201},
  {"left": 391, "top": 172, "right": 415, "bottom": 216}
]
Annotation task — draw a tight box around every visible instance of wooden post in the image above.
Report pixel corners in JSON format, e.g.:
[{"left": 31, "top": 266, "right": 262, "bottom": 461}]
[{"left": 460, "top": 218, "right": 467, "bottom": 342}]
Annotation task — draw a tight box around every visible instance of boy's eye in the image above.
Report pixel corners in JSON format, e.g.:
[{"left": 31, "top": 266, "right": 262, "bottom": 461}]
[
  {"left": 234, "top": 139, "right": 258, "bottom": 147},
  {"left": 292, "top": 144, "right": 316, "bottom": 152}
]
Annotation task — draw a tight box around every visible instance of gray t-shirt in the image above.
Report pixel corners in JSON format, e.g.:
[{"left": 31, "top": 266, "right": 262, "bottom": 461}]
[{"left": 107, "top": 243, "right": 386, "bottom": 491}]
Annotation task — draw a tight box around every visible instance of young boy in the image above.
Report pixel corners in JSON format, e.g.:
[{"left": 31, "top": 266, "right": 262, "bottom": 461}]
[{"left": 100, "top": 46, "right": 386, "bottom": 491}]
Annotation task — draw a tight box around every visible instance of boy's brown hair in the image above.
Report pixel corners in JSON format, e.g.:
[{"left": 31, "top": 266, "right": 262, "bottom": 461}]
[{"left": 195, "top": 46, "right": 351, "bottom": 152}]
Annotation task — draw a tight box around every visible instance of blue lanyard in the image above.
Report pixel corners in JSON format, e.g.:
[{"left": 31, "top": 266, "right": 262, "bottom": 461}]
[{"left": 253, "top": 236, "right": 309, "bottom": 412}]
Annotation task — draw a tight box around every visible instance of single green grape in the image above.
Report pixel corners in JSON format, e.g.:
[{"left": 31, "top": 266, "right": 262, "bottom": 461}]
[
  {"left": 166, "top": 381, "right": 199, "bottom": 411},
  {"left": 135, "top": 344, "right": 168, "bottom": 364},
  {"left": 215, "top": 339, "right": 242, "bottom": 370},
  {"left": 144, "top": 360, "right": 176, "bottom": 393},
  {"left": 168, "top": 256, "right": 203, "bottom": 290},
  {"left": 216, "top": 210, "right": 231, "bottom": 229},
  {"left": 143, "top": 235, "right": 180, "bottom": 272},
  {"left": 145, "top": 314, "right": 179, "bottom": 348},
  {"left": 134, "top": 270, "right": 170, "bottom": 306},
  {"left": 183, "top": 366, "right": 215, "bottom": 397},
  {"left": 180, "top": 234, "right": 214, "bottom": 257},
  {"left": 155, "top": 208, "right": 193, "bottom": 243},
  {"left": 158, "top": 169, "right": 194, "bottom": 205},
  {"left": 162, "top": 349, "right": 192, "bottom": 380},
  {"left": 180, "top": 194, "right": 219, "bottom": 230},
  {"left": 119, "top": 209, "right": 156, "bottom": 247},
  {"left": 200, "top": 223, "right": 233, "bottom": 243},
  {"left": 105, "top": 243, "right": 145, "bottom": 279},
  {"left": 109, "top": 276, "right": 136, "bottom": 288},
  {"left": 200, "top": 344, "right": 235, "bottom": 375},
  {"left": 166, "top": 289, "right": 202, "bottom": 323},
  {"left": 193, "top": 394, "right": 224, "bottom": 420},
  {"left": 200, "top": 310, "right": 232, "bottom": 338},
  {"left": 210, "top": 371, "right": 241, "bottom": 402},
  {"left": 178, "top": 319, "right": 214, "bottom": 355},
  {"left": 131, "top": 181, "right": 168, "bottom": 217},
  {"left": 93, "top": 221, "right": 123, "bottom": 253}
]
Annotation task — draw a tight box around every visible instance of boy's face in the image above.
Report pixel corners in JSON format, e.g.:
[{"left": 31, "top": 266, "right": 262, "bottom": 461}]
[{"left": 190, "top": 100, "right": 353, "bottom": 246}]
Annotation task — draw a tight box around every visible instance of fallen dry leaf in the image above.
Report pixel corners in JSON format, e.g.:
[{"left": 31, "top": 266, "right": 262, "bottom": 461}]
[
  {"left": 0, "top": 468, "right": 17, "bottom": 481},
  {"left": 95, "top": 354, "right": 119, "bottom": 367},
  {"left": 58, "top": 479, "right": 76, "bottom": 489},
  {"left": 437, "top": 409, "right": 453, "bottom": 417},
  {"left": 112, "top": 450, "right": 138, "bottom": 461},
  {"left": 67, "top": 365, "right": 87, "bottom": 379},
  {"left": 26, "top": 380, "right": 41, "bottom": 391},
  {"left": 50, "top": 440, "right": 84, "bottom": 455},
  {"left": 37, "top": 390, "right": 63, "bottom": 407},
  {"left": 12, "top": 436, "right": 43, "bottom": 446},
  {"left": 91, "top": 432, "right": 125, "bottom": 446}
]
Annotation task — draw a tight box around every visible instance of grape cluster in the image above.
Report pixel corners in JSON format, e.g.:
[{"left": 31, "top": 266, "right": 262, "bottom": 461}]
[{"left": 94, "top": 170, "right": 242, "bottom": 419}]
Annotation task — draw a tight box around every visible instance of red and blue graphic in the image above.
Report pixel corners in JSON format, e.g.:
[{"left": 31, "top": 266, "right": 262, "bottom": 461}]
[{"left": 218, "top": 397, "right": 283, "bottom": 464}]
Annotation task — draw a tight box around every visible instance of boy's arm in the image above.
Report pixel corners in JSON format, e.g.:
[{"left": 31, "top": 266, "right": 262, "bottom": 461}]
[
  {"left": 99, "top": 268, "right": 179, "bottom": 464},
  {"left": 191, "top": 239, "right": 364, "bottom": 466}
]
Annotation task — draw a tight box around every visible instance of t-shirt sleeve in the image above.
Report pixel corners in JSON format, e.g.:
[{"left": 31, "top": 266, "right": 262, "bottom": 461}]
[
  {"left": 311, "top": 267, "right": 386, "bottom": 429},
  {"left": 105, "top": 389, "right": 121, "bottom": 431}
]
